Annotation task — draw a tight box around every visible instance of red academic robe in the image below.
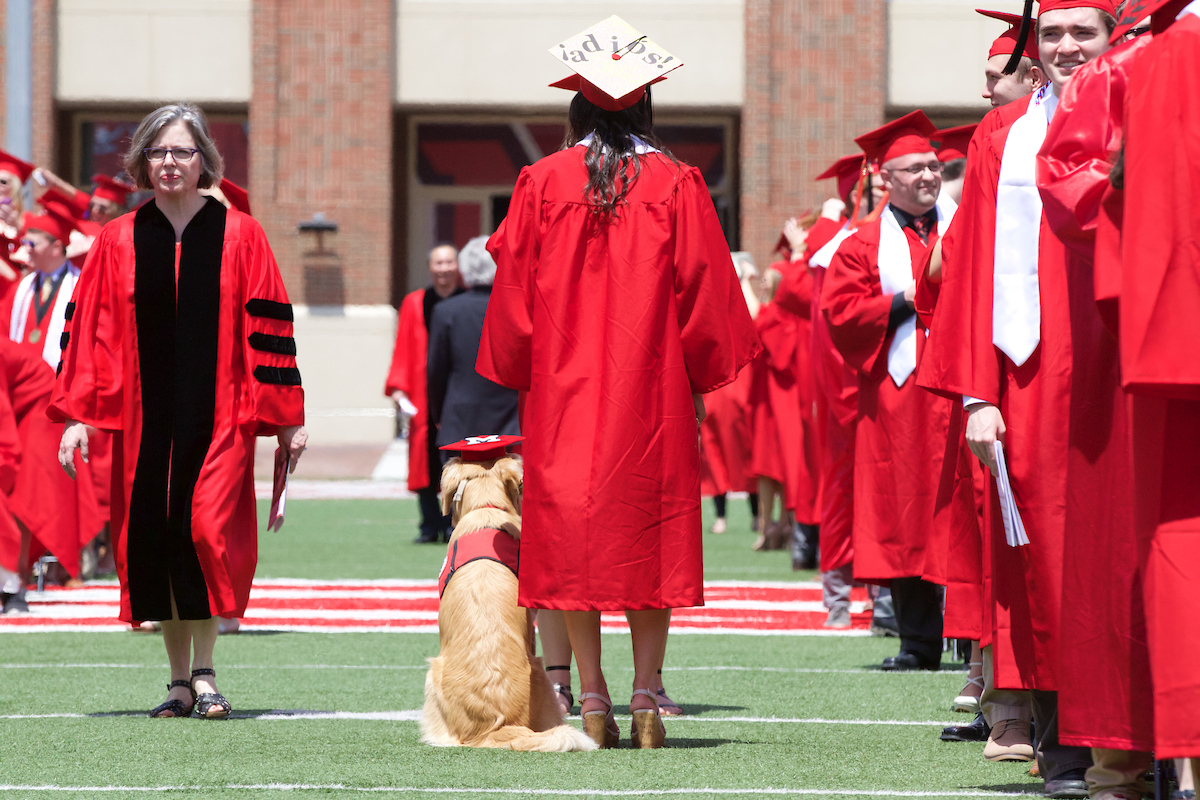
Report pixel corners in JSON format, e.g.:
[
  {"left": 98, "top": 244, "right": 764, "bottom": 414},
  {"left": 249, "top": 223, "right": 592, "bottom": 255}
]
[
  {"left": 1037, "top": 36, "right": 1153, "bottom": 752},
  {"left": 49, "top": 198, "right": 304, "bottom": 622},
  {"left": 384, "top": 289, "right": 433, "bottom": 493},
  {"left": 806, "top": 236, "right": 859, "bottom": 573},
  {"left": 0, "top": 339, "right": 51, "bottom": 573},
  {"left": 699, "top": 363, "right": 755, "bottom": 497},
  {"left": 821, "top": 213, "right": 965, "bottom": 583},
  {"left": 0, "top": 266, "right": 105, "bottom": 577},
  {"left": 749, "top": 301, "right": 805, "bottom": 508},
  {"left": 771, "top": 260, "right": 822, "bottom": 525},
  {"left": 1117, "top": 12, "right": 1200, "bottom": 759},
  {"left": 477, "top": 148, "right": 760, "bottom": 611},
  {"left": 919, "top": 93, "right": 1076, "bottom": 692}
]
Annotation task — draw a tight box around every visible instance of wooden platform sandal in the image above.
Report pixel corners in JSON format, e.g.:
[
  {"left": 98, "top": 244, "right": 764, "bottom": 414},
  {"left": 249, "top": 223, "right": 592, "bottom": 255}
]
[
  {"left": 579, "top": 692, "right": 619, "bottom": 749},
  {"left": 191, "top": 668, "right": 232, "bottom": 719},
  {"left": 149, "top": 679, "right": 195, "bottom": 718},
  {"left": 630, "top": 688, "right": 665, "bottom": 749}
]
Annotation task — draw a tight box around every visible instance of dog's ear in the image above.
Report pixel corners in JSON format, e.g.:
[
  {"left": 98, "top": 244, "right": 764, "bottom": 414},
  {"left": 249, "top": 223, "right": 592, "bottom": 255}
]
[
  {"left": 440, "top": 458, "right": 467, "bottom": 517},
  {"left": 494, "top": 456, "right": 523, "bottom": 506}
]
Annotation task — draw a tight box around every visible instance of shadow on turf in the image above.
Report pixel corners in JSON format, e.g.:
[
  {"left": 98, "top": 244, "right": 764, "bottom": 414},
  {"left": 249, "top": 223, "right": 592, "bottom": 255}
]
[
  {"left": 860, "top": 663, "right": 967, "bottom": 672},
  {"left": 90, "top": 709, "right": 277, "bottom": 719},
  {"left": 972, "top": 784, "right": 1043, "bottom": 794},
  {"left": 670, "top": 704, "right": 748, "bottom": 714}
]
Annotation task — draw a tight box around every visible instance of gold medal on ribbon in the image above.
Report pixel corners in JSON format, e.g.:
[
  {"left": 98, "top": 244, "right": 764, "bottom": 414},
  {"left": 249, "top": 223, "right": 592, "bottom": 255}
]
[{"left": 29, "top": 329, "right": 40, "bottom": 344}]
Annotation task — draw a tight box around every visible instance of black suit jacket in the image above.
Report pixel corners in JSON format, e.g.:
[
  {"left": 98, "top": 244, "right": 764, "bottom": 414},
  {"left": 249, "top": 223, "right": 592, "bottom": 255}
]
[{"left": 427, "top": 286, "right": 520, "bottom": 451}]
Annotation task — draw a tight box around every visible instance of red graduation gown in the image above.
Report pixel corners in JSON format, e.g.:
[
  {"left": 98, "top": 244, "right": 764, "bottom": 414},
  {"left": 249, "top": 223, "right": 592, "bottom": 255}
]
[
  {"left": 821, "top": 214, "right": 963, "bottom": 583},
  {"left": 478, "top": 148, "right": 760, "bottom": 611},
  {"left": 749, "top": 301, "right": 802, "bottom": 497},
  {"left": 0, "top": 338, "right": 55, "bottom": 573},
  {"left": 699, "top": 362, "right": 755, "bottom": 497},
  {"left": 919, "top": 94, "right": 1075, "bottom": 692},
  {"left": 1037, "top": 37, "right": 1153, "bottom": 752},
  {"left": 1118, "top": 13, "right": 1200, "bottom": 759},
  {"left": 49, "top": 199, "right": 304, "bottom": 622},
  {"left": 384, "top": 289, "right": 433, "bottom": 492}
]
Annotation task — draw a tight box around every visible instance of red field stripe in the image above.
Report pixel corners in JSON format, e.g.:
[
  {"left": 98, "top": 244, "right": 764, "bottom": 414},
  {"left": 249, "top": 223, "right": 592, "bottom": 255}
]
[{"left": 246, "top": 598, "right": 440, "bottom": 611}]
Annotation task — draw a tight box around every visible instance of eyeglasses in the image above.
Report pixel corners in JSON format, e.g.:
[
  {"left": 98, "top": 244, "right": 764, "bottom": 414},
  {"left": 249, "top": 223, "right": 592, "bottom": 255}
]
[
  {"left": 895, "top": 162, "right": 944, "bottom": 176},
  {"left": 143, "top": 147, "right": 199, "bottom": 163}
]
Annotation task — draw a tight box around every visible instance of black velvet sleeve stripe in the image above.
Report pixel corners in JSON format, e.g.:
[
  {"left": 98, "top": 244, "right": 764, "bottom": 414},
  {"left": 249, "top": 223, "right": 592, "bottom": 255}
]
[
  {"left": 64, "top": 301, "right": 75, "bottom": 322},
  {"left": 248, "top": 332, "right": 297, "bottom": 356},
  {"left": 60, "top": 332, "right": 69, "bottom": 350},
  {"left": 56, "top": 361, "right": 62, "bottom": 377},
  {"left": 254, "top": 365, "right": 302, "bottom": 386},
  {"left": 245, "top": 298, "right": 294, "bottom": 322}
]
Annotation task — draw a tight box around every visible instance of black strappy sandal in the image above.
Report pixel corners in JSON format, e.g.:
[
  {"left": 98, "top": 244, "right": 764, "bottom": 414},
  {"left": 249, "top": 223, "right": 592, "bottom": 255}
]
[
  {"left": 190, "top": 668, "right": 232, "bottom": 719},
  {"left": 149, "top": 679, "right": 195, "bottom": 718},
  {"left": 545, "top": 664, "right": 574, "bottom": 715}
]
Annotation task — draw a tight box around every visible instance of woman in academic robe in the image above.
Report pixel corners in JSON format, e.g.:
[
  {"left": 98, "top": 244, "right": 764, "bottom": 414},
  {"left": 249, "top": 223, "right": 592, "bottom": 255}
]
[
  {"left": 476, "top": 18, "right": 760, "bottom": 750},
  {"left": 51, "top": 104, "right": 307, "bottom": 719}
]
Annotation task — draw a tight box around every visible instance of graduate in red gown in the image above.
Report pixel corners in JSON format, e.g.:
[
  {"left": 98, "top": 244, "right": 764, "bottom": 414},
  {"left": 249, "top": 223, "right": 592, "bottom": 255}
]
[
  {"left": 1036, "top": 27, "right": 1156, "bottom": 788},
  {"left": 52, "top": 104, "right": 307, "bottom": 719},
  {"left": 384, "top": 244, "right": 462, "bottom": 543},
  {"left": 476, "top": 17, "right": 759, "bottom": 749},
  {"left": 822, "top": 111, "right": 966, "bottom": 671},
  {"left": 0, "top": 149, "right": 35, "bottom": 299},
  {"left": 0, "top": 338, "right": 57, "bottom": 613},
  {"left": 1113, "top": 0, "right": 1200, "bottom": 774},
  {"left": 918, "top": 1, "right": 1118, "bottom": 790}
]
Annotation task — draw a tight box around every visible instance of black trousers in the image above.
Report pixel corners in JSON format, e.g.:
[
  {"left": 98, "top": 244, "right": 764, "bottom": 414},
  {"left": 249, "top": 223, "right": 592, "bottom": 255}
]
[
  {"left": 1031, "top": 689, "right": 1093, "bottom": 781},
  {"left": 890, "top": 576, "right": 944, "bottom": 664}
]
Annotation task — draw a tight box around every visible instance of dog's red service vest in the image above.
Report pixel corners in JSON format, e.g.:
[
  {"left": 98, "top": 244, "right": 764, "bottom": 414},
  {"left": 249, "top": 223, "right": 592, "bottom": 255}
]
[{"left": 437, "top": 528, "right": 520, "bottom": 598}]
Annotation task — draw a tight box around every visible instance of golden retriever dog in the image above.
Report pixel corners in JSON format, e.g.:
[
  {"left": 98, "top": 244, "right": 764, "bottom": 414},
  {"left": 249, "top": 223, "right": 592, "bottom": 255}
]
[{"left": 420, "top": 454, "right": 596, "bottom": 751}]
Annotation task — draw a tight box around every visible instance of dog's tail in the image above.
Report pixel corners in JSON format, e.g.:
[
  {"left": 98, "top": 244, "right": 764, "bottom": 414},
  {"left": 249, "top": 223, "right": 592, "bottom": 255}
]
[{"left": 477, "top": 724, "right": 599, "bottom": 752}]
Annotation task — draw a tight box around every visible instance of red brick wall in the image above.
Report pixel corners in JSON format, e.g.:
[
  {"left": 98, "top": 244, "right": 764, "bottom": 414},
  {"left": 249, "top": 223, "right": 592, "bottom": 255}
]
[
  {"left": 250, "top": 0, "right": 394, "bottom": 307},
  {"left": 741, "top": 0, "right": 886, "bottom": 268},
  {"left": 31, "top": 0, "right": 56, "bottom": 169}
]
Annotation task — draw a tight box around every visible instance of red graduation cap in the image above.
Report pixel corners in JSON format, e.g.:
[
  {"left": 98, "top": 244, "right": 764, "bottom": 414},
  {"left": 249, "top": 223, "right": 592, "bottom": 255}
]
[
  {"left": 548, "top": 74, "right": 668, "bottom": 113},
  {"left": 855, "top": 110, "right": 939, "bottom": 165},
  {"left": 39, "top": 187, "right": 88, "bottom": 222},
  {"left": 817, "top": 154, "right": 866, "bottom": 200},
  {"left": 440, "top": 435, "right": 525, "bottom": 462},
  {"left": 21, "top": 206, "right": 77, "bottom": 245},
  {"left": 1110, "top": 0, "right": 1190, "bottom": 41},
  {"left": 977, "top": 9, "right": 1042, "bottom": 59},
  {"left": 1038, "top": 0, "right": 1117, "bottom": 14},
  {"left": 220, "top": 178, "right": 252, "bottom": 216},
  {"left": 91, "top": 174, "right": 136, "bottom": 207},
  {"left": 548, "top": 16, "right": 682, "bottom": 113},
  {"left": 0, "top": 149, "right": 35, "bottom": 184},
  {"left": 934, "top": 124, "right": 978, "bottom": 162}
]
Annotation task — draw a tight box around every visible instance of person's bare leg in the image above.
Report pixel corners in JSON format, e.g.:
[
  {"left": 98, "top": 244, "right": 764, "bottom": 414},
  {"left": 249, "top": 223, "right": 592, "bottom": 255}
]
[
  {"left": 753, "top": 477, "right": 778, "bottom": 550},
  {"left": 562, "top": 610, "right": 606, "bottom": 712},
  {"left": 189, "top": 616, "right": 221, "bottom": 712},
  {"left": 159, "top": 593, "right": 194, "bottom": 714},
  {"left": 1176, "top": 758, "right": 1196, "bottom": 792},
  {"left": 626, "top": 608, "right": 670, "bottom": 712},
  {"left": 538, "top": 609, "right": 574, "bottom": 715}
]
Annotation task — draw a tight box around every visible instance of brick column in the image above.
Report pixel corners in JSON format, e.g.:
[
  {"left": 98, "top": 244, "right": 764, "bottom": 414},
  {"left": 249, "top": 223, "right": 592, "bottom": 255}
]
[
  {"left": 30, "top": 0, "right": 55, "bottom": 169},
  {"left": 741, "top": 0, "right": 886, "bottom": 268},
  {"left": 250, "top": 0, "right": 394, "bottom": 306}
]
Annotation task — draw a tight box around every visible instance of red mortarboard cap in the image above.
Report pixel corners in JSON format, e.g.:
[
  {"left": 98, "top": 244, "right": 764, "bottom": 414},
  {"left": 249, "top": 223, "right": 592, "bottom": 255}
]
[
  {"left": 816, "top": 154, "right": 866, "bottom": 200},
  {"left": 855, "top": 111, "right": 939, "bottom": 165},
  {"left": 21, "top": 207, "right": 77, "bottom": 244},
  {"left": 220, "top": 178, "right": 252, "bottom": 216},
  {"left": 977, "top": 9, "right": 1042, "bottom": 59},
  {"left": 39, "top": 188, "right": 88, "bottom": 222},
  {"left": 934, "top": 124, "right": 978, "bottom": 162},
  {"left": 1038, "top": 0, "right": 1117, "bottom": 15},
  {"left": 549, "top": 16, "right": 682, "bottom": 112},
  {"left": 0, "top": 149, "right": 35, "bottom": 184},
  {"left": 1110, "top": 0, "right": 1189, "bottom": 40},
  {"left": 91, "top": 174, "right": 135, "bottom": 207},
  {"left": 440, "top": 435, "right": 525, "bottom": 462}
]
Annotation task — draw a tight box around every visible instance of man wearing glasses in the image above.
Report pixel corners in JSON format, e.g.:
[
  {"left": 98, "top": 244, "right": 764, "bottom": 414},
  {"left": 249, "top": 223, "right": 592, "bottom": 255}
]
[{"left": 820, "top": 111, "right": 967, "bottom": 675}]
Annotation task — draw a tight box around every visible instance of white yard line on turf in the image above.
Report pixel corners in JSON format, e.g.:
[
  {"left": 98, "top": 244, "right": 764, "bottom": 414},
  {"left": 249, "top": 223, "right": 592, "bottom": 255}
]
[
  {"left": 0, "top": 663, "right": 959, "bottom": 676},
  {"left": 0, "top": 709, "right": 959, "bottom": 725},
  {"left": 0, "top": 784, "right": 1040, "bottom": 797}
]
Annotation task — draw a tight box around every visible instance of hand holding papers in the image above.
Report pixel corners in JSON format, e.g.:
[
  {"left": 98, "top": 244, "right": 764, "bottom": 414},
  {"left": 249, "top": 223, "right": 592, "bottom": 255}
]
[
  {"left": 268, "top": 446, "right": 290, "bottom": 532},
  {"left": 992, "top": 441, "right": 1029, "bottom": 547}
]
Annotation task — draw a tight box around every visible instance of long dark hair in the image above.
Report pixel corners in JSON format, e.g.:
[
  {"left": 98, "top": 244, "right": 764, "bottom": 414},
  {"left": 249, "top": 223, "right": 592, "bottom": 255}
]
[{"left": 564, "top": 86, "right": 674, "bottom": 217}]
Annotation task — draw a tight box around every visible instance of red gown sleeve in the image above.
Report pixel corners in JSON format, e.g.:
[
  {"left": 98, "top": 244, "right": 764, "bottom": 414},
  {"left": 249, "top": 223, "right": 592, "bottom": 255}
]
[
  {"left": 0, "top": 366, "right": 19, "bottom": 495},
  {"left": 238, "top": 217, "right": 305, "bottom": 435},
  {"left": 384, "top": 291, "right": 423, "bottom": 397},
  {"left": 672, "top": 167, "right": 761, "bottom": 393},
  {"left": 774, "top": 259, "right": 814, "bottom": 319},
  {"left": 820, "top": 231, "right": 892, "bottom": 374},
  {"left": 48, "top": 225, "right": 125, "bottom": 429},
  {"left": 479, "top": 167, "right": 538, "bottom": 392}
]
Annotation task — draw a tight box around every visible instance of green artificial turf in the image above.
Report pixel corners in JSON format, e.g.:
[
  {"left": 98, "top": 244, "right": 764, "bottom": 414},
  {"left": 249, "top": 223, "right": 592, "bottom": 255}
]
[{"left": 0, "top": 496, "right": 1039, "bottom": 799}]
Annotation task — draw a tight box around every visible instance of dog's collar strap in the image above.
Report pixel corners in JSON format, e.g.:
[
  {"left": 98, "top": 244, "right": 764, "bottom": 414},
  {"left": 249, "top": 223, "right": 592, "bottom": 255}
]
[{"left": 437, "top": 528, "right": 520, "bottom": 599}]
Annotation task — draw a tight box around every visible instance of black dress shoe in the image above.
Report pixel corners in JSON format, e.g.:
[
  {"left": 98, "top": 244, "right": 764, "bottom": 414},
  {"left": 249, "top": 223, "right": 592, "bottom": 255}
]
[
  {"left": 869, "top": 615, "right": 900, "bottom": 637},
  {"left": 940, "top": 712, "right": 990, "bottom": 742},
  {"left": 413, "top": 531, "right": 440, "bottom": 544},
  {"left": 881, "top": 652, "right": 940, "bottom": 671},
  {"left": 1043, "top": 767, "right": 1089, "bottom": 799}
]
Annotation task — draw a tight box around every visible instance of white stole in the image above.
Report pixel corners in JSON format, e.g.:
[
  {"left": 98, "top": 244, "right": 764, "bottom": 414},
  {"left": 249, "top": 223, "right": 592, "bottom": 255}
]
[
  {"left": 877, "top": 197, "right": 955, "bottom": 387},
  {"left": 1182, "top": 0, "right": 1200, "bottom": 17},
  {"left": 9, "top": 264, "right": 80, "bottom": 368},
  {"left": 993, "top": 84, "right": 1057, "bottom": 367},
  {"left": 808, "top": 224, "right": 854, "bottom": 270}
]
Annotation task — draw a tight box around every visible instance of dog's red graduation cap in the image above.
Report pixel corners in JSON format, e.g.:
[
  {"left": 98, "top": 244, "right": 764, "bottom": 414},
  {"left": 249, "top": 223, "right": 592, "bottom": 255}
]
[{"left": 440, "top": 435, "right": 524, "bottom": 462}]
